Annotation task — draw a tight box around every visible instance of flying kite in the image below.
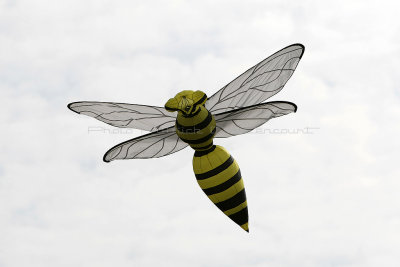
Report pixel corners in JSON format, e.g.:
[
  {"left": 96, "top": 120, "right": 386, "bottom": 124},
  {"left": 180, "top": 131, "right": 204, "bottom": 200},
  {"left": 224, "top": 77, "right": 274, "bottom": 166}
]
[{"left": 68, "top": 43, "right": 305, "bottom": 232}]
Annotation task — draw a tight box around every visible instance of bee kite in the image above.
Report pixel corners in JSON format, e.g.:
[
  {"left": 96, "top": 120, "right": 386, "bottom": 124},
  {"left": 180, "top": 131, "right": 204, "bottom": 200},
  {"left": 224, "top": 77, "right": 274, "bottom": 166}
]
[{"left": 68, "top": 43, "right": 305, "bottom": 232}]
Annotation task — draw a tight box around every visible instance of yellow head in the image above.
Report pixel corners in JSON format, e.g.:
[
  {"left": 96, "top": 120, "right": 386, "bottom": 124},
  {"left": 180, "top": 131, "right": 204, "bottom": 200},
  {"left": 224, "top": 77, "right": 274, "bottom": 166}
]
[{"left": 165, "top": 90, "right": 207, "bottom": 116}]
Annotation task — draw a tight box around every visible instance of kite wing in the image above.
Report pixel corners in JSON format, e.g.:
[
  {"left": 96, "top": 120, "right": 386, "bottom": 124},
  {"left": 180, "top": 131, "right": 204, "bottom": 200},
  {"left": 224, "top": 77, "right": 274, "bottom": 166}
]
[
  {"left": 206, "top": 44, "right": 304, "bottom": 114},
  {"left": 103, "top": 126, "right": 188, "bottom": 162},
  {"left": 214, "top": 101, "right": 297, "bottom": 138},
  {"left": 68, "top": 101, "right": 176, "bottom": 132}
]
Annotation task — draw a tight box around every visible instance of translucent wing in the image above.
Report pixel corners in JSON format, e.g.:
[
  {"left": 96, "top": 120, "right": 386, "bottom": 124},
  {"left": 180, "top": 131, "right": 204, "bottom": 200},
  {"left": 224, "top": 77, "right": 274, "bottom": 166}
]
[
  {"left": 68, "top": 101, "right": 176, "bottom": 132},
  {"left": 103, "top": 126, "right": 188, "bottom": 162},
  {"left": 206, "top": 44, "right": 304, "bottom": 114},
  {"left": 214, "top": 101, "right": 297, "bottom": 138}
]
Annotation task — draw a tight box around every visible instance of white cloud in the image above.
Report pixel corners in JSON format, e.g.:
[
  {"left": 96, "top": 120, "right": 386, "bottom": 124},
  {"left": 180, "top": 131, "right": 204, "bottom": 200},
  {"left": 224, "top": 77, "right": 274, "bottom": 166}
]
[{"left": 1, "top": 0, "right": 400, "bottom": 266}]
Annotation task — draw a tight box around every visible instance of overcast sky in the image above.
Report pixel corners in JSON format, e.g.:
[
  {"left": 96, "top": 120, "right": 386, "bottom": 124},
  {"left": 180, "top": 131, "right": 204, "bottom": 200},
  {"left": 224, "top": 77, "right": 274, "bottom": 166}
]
[{"left": 1, "top": 0, "right": 400, "bottom": 266}]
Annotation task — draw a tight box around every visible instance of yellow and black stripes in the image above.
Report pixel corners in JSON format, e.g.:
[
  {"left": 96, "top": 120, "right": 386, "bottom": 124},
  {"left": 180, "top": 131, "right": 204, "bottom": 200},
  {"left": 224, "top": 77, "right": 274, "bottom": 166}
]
[
  {"left": 194, "top": 144, "right": 216, "bottom": 156},
  {"left": 166, "top": 90, "right": 249, "bottom": 232},
  {"left": 182, "top": 106, "right": 201, "bottom": 118},
  {"left": 193, "top": 145, "right": 249, "bottom": 232},
  {"left": 176, "top": 106, "right": 216, "bottom": 150},
  {"left": 176, "top": 110, "right": 213, "bottom": 133}
]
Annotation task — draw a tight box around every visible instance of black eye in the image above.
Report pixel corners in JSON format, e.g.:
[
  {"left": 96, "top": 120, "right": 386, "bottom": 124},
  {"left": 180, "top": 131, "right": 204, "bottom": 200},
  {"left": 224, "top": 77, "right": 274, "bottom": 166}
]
[{"left": 185, "top": 106, "right": 191, "bottom": 111}]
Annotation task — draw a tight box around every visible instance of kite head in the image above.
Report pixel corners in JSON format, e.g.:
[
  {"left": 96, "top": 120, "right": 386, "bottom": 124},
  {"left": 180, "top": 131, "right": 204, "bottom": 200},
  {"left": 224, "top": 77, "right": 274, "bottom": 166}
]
[{"left": 165, "top": 90, "right": 207, "bottom": 116}]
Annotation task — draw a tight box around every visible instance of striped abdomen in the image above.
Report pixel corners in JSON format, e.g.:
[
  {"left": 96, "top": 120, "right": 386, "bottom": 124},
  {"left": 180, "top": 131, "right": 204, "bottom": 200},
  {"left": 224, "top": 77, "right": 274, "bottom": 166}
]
[
  {"left": 193, "top": 145, "right": 249, "bottom": 232},
  {"left": 175, "top": 105, "right": 216, "bottom": 150}
]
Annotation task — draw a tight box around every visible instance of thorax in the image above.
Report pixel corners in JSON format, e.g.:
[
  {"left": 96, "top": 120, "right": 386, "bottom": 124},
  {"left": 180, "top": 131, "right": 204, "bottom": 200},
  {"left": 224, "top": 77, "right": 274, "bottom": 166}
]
[{"left": 175, "top": 105, "right": 216, "bottom": 149}]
